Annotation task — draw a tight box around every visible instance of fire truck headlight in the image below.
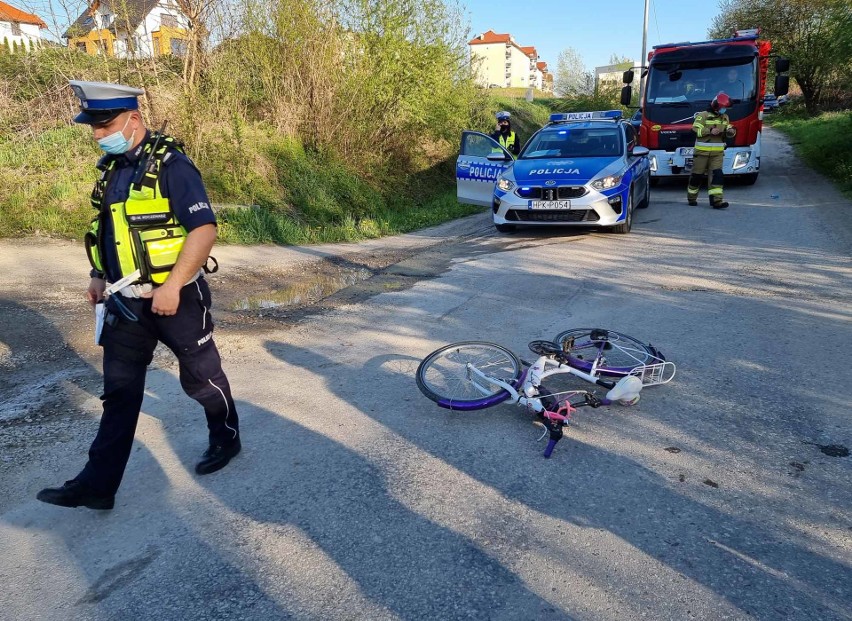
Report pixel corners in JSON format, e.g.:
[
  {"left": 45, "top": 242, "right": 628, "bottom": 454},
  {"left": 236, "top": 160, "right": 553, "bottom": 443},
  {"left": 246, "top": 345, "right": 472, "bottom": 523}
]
[
  {"left": 649, "top": 154, "right": 658, "bottom": 172},
  {"left": 732, "top": 151, "right": 751, "bottom": 170}
]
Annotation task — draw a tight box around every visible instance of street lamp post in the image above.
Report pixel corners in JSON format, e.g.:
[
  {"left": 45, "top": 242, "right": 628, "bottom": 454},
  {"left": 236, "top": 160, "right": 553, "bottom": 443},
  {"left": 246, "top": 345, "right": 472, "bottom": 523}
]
[{"left": 638, "top": 0, "right": 650, "bottom": 105}]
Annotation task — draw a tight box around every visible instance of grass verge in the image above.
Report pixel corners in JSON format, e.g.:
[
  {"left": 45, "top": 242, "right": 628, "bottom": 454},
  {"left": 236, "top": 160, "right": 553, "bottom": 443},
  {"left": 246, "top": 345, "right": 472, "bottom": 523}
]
[
  {"left": 0, "top": 99, "right": 570, "bottom": 244},
  {"left": 0, "top": 123, "right": 484, "bottom": 243},
  {"left": 769, "top": 109, "right": 852, "bottom": 196}
]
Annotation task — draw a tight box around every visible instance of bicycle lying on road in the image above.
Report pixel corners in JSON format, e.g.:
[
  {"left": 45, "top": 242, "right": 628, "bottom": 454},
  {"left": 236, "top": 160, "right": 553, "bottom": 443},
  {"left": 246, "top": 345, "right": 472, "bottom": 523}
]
[{"left": 416, "top": 328, "right": 676, "bottom": 457}]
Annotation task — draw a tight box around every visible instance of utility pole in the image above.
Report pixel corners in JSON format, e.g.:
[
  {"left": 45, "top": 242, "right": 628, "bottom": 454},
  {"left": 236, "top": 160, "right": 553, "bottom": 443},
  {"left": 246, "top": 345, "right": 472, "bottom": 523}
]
[{"left": 638, "top": 0, "right": 650, "bottom": 105}]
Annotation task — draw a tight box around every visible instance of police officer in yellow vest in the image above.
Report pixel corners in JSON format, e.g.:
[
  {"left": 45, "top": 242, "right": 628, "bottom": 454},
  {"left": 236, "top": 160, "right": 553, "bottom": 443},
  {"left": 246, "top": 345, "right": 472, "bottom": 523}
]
[
  {"left": 687, "top": 92, "right": 736, "bottom": 209},
  {"left": 490, "top": 111, "right": 520, "bottom": 156},
  {"left": 37, "top": 81, "right": 241, "bottom": 510}
]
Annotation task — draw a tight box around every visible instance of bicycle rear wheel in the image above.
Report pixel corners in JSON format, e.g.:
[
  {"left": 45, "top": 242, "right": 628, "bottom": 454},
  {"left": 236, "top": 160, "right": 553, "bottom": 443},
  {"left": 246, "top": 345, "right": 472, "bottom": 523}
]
[
  {"left": 416, "top": 341, "right": 522, "bottom": 410},
  {"left": 553, "top": 328, "right": 660, "bottom": 377}
]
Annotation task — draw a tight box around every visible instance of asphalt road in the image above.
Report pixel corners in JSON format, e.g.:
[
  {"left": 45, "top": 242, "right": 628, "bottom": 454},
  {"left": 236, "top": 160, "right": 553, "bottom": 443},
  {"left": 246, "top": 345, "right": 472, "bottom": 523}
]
[{"left": 1, "top": 127, "right": 850, "bottom": 620}]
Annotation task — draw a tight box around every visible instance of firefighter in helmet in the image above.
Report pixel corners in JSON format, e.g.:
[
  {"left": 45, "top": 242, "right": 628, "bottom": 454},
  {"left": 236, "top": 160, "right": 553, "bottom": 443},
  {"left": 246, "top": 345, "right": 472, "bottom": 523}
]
[
  {"left": 687, "top": 92, "right": 737, "bottom": 209},
  {"left": 490, "top": 111, "right": 520, "bottom": 156}
]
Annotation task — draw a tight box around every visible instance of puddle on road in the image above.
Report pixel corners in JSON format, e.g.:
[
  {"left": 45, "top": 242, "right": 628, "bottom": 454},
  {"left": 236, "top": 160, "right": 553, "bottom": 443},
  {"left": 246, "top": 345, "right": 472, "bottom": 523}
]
[{"left": 233, "top": 267, "right": 374, "bottom": 310}]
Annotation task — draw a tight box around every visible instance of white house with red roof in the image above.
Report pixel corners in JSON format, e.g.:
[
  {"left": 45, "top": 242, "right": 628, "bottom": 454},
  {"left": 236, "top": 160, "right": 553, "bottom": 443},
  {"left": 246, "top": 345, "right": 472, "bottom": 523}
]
[
  {"left": 469, "top": 30, "right": 553, "bottom": 92},
  {"left": 0, "top": 0, "right": 46, "bottom": 52}
]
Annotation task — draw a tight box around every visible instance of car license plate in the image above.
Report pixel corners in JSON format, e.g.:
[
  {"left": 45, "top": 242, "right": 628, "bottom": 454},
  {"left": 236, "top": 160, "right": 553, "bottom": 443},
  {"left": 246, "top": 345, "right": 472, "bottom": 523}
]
[
  {"left": 678, "top": 147, "right": 694, "bottom": 156},
  {"left": 529, "top": 200, "right": 571, "bottom": 210}
]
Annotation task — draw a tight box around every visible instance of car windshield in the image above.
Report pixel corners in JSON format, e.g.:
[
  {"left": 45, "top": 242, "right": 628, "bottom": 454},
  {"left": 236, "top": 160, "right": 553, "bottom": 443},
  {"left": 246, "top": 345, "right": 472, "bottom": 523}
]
[
  {"left": 643, "top": 58, "right": 758, "bottom": 123},
  {"left": 521, "top": 127, "right": 623, "bottom": 159}
]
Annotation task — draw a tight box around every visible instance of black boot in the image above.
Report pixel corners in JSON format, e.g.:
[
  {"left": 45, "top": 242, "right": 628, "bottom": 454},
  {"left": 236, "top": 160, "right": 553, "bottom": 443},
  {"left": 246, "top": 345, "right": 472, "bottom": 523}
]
[
  {"left": 196, "top": 438, "right": 242, "bottom": 475},
  {"left": 36, "top": 480, "right": 115, "bottom": 510},
  {"left": 712, "top": 200, "right": 729, "bottom": 209},
  {"left": 688, "top": 199, "right": 698, "bottom": 206}
]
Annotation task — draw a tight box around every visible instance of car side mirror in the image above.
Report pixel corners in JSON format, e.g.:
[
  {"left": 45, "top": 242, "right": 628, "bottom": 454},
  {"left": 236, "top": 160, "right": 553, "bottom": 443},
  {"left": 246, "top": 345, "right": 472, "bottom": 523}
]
[
  {"left": 632, "top": 146, "right": 650, "bottom": 157},
  {"left": 775, "top": 57, "right": 790, "bottom": 73},
  {"left": 622, "top": 69, "right": 634, "bottom": 84},
  {"left": 487, "top": 152, "right": 511, "bottom": 161},
  {"left": 774, "top": 75, "right": 789, "bottom": 97},
  {"left": 620, "top": 85, "right": 632, "bottom": 106}
]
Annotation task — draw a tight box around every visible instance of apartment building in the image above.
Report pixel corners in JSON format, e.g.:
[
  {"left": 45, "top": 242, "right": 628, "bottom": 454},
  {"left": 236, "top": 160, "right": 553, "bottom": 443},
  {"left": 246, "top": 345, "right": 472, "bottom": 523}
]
[
  {"left": 469, "top": 30, "right": 553, "bottom": 92},
  {"left": 0, "top": 1, "right": 46, "bottom": 52},
  {"left": 594, "top": 61, "right": 636, "bottom": 93}
]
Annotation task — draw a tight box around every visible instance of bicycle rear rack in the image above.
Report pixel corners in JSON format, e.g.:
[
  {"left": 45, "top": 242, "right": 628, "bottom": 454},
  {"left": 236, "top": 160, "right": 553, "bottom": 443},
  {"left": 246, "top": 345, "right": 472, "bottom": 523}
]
[{"left": 630, "top": 361, "right": 677, "bottom": 386}]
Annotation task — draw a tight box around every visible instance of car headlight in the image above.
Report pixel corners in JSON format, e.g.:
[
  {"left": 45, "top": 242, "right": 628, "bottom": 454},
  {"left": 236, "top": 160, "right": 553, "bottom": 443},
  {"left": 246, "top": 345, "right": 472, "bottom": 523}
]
[
  {"left": 732, "top": 151, "right": 751, "bottom": 170},
  {"left": 590, "top": 173, "right": 623, "bottom": 191},
  {"left": 496, "top": 177, "right": 515, "bottom": 192}
]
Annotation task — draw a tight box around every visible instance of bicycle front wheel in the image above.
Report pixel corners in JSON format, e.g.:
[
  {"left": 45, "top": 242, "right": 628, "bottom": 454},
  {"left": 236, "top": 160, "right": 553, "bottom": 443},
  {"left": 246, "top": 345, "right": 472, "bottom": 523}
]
[
  {"left": 553, "top": 328, "right": 659, "bottom": 377},
  {"left": 416, "top": 341, "right": 522, "bottom": 411}
]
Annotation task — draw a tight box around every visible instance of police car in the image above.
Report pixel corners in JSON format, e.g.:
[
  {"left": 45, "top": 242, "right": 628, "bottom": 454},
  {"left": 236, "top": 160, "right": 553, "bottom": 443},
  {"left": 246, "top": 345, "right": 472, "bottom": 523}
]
[{"left": 456, "top": 110, "right": 651, "bottom": 234}]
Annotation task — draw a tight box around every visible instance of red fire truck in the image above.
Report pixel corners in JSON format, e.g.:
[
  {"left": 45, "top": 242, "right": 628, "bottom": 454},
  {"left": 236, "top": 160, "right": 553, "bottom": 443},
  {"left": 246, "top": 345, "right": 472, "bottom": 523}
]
[{"left": 622, "top": 29, "right": 789, "bottom": 185}]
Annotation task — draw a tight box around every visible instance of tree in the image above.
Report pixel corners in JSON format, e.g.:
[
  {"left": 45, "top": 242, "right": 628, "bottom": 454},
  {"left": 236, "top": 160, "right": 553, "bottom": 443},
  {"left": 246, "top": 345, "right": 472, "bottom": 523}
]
[
  {"left": 710, "top": 0, "right": 852, "bottom": 113},
  {"left": 609, "top": 53, "right": 633, "bottom": 67},
  {"left": 554, "top": 47, "right": 592, "bottom": 97},
  {"left": 173, "top": 0, "right": 222, "bottom": 88}
]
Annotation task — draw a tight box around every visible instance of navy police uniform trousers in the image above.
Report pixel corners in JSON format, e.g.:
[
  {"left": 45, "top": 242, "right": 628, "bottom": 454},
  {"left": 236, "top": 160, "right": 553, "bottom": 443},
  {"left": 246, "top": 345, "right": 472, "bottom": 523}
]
[{"left": 78, "top": 277, "right": 239, "bottom": 495}]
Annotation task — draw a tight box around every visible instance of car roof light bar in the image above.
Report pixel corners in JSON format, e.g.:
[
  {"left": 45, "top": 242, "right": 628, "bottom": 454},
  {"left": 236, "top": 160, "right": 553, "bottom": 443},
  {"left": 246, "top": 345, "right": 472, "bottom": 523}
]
[{"left": 548, "top": 110, "right": 623, "bottom": 123}]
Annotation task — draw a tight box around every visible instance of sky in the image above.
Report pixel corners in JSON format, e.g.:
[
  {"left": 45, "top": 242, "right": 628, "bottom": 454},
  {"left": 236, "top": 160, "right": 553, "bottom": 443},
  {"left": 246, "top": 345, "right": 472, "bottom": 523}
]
[{"left": 460, "top": 0, "right": 720, "bottom": 71}]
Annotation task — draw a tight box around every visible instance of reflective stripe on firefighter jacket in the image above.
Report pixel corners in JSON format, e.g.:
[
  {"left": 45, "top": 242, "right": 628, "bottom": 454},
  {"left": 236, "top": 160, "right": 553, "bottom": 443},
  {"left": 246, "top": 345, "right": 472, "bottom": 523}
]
[
  {"left": 85, "top": 134, "right": 187, "bottom": 286},
  {"left": 692, "top": 111, "right": 736, "bottom": 152}
]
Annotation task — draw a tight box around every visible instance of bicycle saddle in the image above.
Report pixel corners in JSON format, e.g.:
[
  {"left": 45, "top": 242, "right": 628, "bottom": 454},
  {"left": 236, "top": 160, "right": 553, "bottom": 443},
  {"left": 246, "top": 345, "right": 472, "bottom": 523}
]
[{"left": 528, "top": 340, "right": 562, "bottom": 356}]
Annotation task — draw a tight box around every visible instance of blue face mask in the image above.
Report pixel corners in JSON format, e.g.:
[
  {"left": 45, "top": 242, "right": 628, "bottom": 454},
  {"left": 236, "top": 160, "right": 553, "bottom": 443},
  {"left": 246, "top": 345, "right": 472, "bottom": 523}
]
[
  {"left": 97, "top": 117, "right": 136, "bottom": 154},
  {"left": 718, "top": 107, "right": 727, "bottom": 115}
]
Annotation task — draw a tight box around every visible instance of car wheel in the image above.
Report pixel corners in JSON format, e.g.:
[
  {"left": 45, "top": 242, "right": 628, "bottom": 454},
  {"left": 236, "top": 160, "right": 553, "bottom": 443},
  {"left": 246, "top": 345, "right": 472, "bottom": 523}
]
[
  {"left": 495, "top": 224, "right": 516, "bottom": 233},
  {"left": 611, "top": 190, "right": 633, "bottom": 234},
  {"left": 637, "top": 177, "right": 651, "bottom": 209}
]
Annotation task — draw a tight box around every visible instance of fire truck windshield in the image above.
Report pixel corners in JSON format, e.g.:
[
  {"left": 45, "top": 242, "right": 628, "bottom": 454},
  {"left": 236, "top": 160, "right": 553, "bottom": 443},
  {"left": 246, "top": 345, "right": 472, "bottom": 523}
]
[{"left": 644, "top": 59, "right": 758, "bottom": 123}]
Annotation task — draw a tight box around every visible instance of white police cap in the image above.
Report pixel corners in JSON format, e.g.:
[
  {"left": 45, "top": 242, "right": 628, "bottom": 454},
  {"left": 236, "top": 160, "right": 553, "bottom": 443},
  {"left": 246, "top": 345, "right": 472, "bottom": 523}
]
[
  {"left": 496, "top": 111, "right": 511, "bottom": 121},
  {"left": 69, "top": 80, "right": 145, "bottom": 124}
]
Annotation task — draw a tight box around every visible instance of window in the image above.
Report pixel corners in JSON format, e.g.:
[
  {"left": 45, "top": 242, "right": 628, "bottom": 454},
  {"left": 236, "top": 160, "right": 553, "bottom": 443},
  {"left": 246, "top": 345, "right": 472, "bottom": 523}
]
[
  {"left": 11, "top": 22, "right": 21, "bottom": 36},
  {"left": 523, "top": 128, "right": 623, "bottom": 159},
  {"left": 460, "top": 132, "right": 501, "bottom": 158},
  {"left": 170, "top": 37, "right": 187, "bottom": 56},
  {"left": 161, "top": 13, "right": 178, "bottom": 28},
  {"left": 77, "top": 42, "right": 87, "bottom": 52},
  {"left": 623, "top": 124, "right": 636, "bottom": 151}
]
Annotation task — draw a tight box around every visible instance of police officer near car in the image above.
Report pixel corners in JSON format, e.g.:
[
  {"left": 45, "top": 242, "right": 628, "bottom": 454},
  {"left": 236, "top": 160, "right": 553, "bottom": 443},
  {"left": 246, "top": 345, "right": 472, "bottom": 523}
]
[
  {"left": 687, "top": 92, "right": 736, "bottom": 209},
  {"left": 490, "top": 111, "right": 520, "bottom": 156},
  {"left": 36, "top": 81, "right": 242, "bottom": 511}
]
